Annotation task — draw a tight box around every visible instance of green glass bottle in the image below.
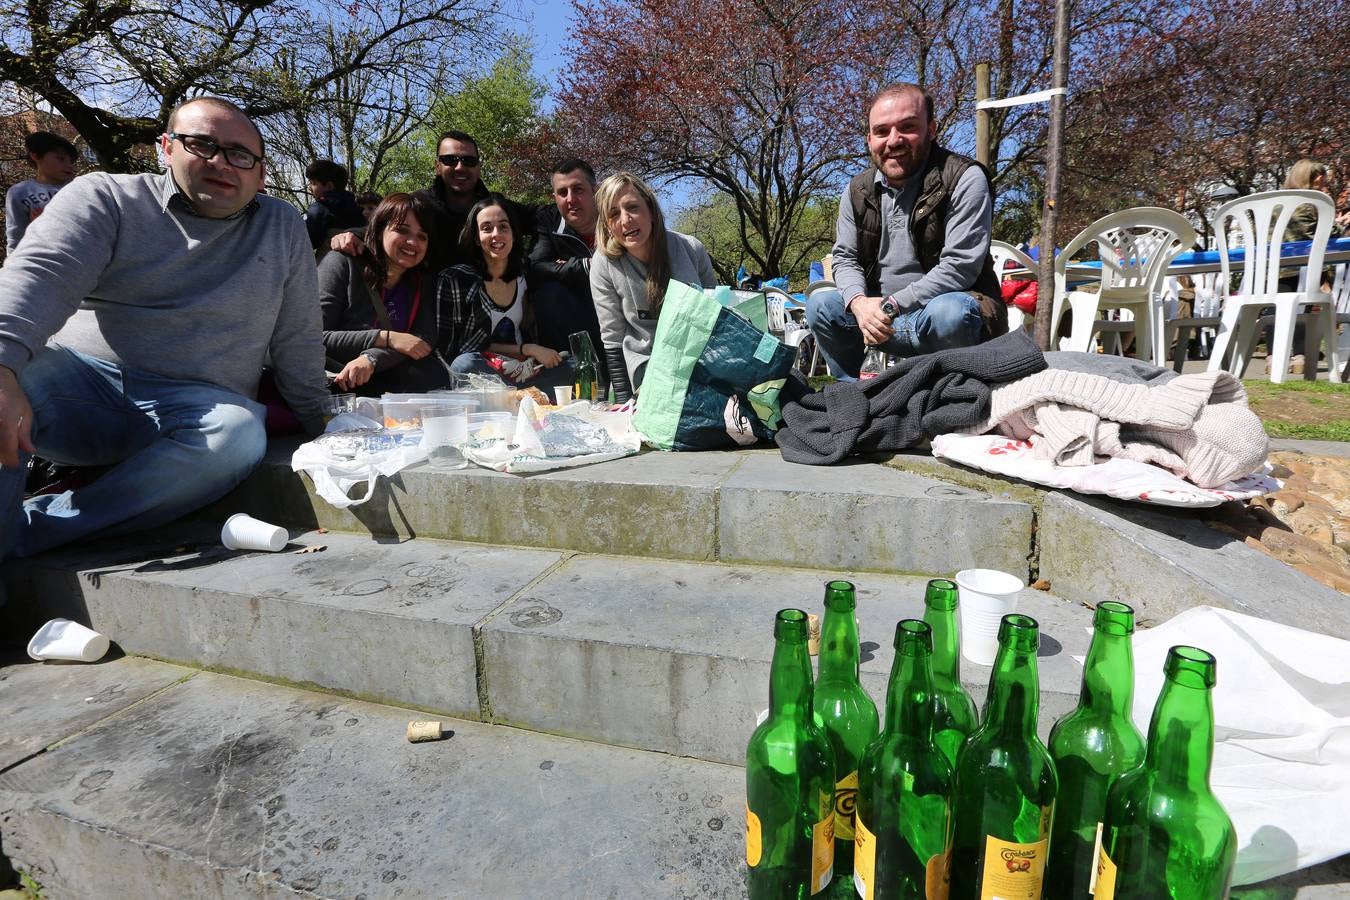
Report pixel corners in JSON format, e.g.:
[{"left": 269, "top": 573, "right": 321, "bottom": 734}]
[
  {"left": 922, "top": 578, "right": 979, "bottom": 770},
  {"left": 1095, "top": 646, "right": 1236, "bottom": 900},
  {"left": 1045, "top": 600, "right": 1146, "bottom": 899},
  {"left": 854, "top": 619, "right": 953, "bottom": 900},
  {"left": 746, "top": 609, "right": 837, "bottom": 899},
  {"left": 568, "top": 330, "right": 597, "bottom": 401},
  {"left": 949, "top": 614, "right": 1058, "bottom": 900},
  {"left": 813, "top": 580, "right": 880, "bottom": 881}
]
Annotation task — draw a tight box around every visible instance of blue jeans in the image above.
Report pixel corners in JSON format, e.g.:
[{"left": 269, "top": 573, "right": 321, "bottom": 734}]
[
  {"left": 0, "top": 346, "right": 267, "bottom": 559},
  {"left": 450, "top": 352, "right": 578, "bottom": 392},
  {"left": 806, "top": 288, "right": 983, "bottom": 381}
]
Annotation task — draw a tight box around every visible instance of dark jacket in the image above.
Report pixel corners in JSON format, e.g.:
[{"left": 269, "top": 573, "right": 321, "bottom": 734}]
[
  {"left": 317, "top": 251, "right": 443, "bottom": 376},
  {"left": 433, "top": 264, "right": 542, "bottom": 358},
  {"left": 426, "top": 177, "right": 536, "bottom": 269},
  {"left": 529, "top": 204, "right": 594, "bottom": 293},
  {"left": 305, "top": 189, "right": 366, "bottom": 251},
  {"left": 847, "top": 145, "right": 1007, "bottom": 340}
]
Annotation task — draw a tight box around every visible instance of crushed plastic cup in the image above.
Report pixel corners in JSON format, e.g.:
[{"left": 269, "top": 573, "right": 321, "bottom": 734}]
[
  {"left": 28, "top": 618, "right": 111, "bottom": 662},
  {"left": 221, "top": 513, "right": 289, "bottom": 552},
  {"left": 954, "top": 568, "right": 1025, "bottom": 666},
  {"left": 554, "top": 385, "right": 573, "bottom": 406}
]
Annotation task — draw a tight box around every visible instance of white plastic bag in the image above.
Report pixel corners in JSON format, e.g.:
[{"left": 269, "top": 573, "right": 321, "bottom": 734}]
[
  {"left": 930, "top": 432, "right": 1278, "bottom": 507},
  {"left": 291, "top": 430, "right": 427, "bottom": 508},
  {"left": 1127, "top": 606, "right": 1350, "bottom": 884},
  {"left": 463, "top": 396, "right": 641, "bottom": 474}
]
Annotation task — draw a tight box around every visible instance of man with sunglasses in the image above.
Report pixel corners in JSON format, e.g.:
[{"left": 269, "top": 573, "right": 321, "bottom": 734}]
[
  {"left": 329, "top": 129, "right": 494, "bottom": 270},
  {"left": 0, "top": 96, "right": 327, "bottom": 563}
]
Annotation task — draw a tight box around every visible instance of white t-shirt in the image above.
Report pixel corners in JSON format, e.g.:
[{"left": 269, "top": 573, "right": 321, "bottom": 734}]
[{"left": 487, "top": 278, "right": 526, "bottom": 345}]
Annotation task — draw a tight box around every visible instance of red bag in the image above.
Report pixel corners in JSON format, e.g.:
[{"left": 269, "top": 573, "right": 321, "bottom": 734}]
[{"left": 1000, "top": 279, "right": 1038, "bottom": 314}]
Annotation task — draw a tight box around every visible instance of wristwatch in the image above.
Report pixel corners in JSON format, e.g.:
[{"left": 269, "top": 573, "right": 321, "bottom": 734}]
[{"left": 360, "top": 351, "right": 379, "bottom": 366}]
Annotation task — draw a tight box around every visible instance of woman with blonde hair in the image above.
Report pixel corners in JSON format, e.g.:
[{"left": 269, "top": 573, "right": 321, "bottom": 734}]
[
  {"left": 589, "top": 172, "right": 716, "bottom": 400},
  {"left": 1277, "top": 158, "right": 1348, "bottom": 290}
]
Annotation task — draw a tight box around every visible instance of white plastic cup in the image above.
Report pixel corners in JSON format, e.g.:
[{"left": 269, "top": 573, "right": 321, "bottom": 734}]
[
  {"left": 422, "top": 405, "right": 469, "bottom": 468},
  {"left": 554, "top": 385, "right": 573, "bottom": 406},
  {"left": 221, "top": 513, "right": 289, "bottom": 552},
  {"left": 954, "top": 568, "right": 1025, "bottom": 666},
  {"left": 28, "top": 618, "right": 111, "bottom": 662}
]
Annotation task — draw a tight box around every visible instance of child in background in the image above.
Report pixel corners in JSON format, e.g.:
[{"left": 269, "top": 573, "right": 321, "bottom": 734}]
[{"left": 5, "top": 131, "right": 78, "bottom": 255}]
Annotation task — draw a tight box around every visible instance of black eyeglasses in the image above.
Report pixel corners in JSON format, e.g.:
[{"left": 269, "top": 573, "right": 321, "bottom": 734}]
[
  {"left": 168, "top": 133, "right": 264, "bottom": 170},
  {"left": 437, "top": 153, "right": 481, "bottom": 168}
]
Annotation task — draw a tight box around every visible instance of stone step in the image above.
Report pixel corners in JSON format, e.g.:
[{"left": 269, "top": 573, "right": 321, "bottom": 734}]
[
  {"left": 0, "top": 658, "right": 744, "bottom": 899},
  {"left": 221, "top": 442, "right": 1036, "bottom": 579},
  {"left": 8, "top": 529, "right": 1092, "bottom": 767},
  {"left": 2, "top": 654, "right": 1345, "bottom": 899}
]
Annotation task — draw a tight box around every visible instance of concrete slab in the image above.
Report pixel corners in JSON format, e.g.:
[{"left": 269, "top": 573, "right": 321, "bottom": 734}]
[
  {"left": 0, "top": 653, "right": 192, "bottom": 770},
  {"left": 1039, "top": 493, "right": 1350, "bottom": 635},
  {"left": 0, "top": 671, "right": 743, "bottom": 899},
  {"left": 225, "top": 447, "right": 740, "bottom": 562},
  {"left": 481, "top": 555, "right": 1092, "bottom": 766},
  {"left": 719, "top": 453, "right": 1034, "bottom": 577},
  {"left": 18, "top": 533, "right": 563, "bottom": 718}
]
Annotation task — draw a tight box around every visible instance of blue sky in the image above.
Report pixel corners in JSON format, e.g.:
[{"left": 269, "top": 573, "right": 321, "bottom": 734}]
[{"left": 519, "top": 0, "right": 697, "bottom": 214}]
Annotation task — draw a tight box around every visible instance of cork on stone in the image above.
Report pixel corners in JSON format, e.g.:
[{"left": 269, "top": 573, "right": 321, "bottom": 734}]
[{"left": 406, "top": 720, "right": 444, "bottom": 743}]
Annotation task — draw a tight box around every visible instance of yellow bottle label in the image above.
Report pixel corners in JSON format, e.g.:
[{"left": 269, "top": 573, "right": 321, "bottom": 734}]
[
  {"left": 746, "top": 808, "right": 762, "bottom": 868},
  {"left": 1095, "top": 845, "right": 1118, "bottom": 900},
  {"left": 926, "top": 849, "right": 950, "bottom": 900},
  {"left": 853, "top": 813, "right": 876, "bottom": 900},
  {"left": 811, "top": 789, "right": 835, "bottom": 895},
  {"left": 1088, "top": 821, "right": 1104, "bottom": 894},
  {"left": 834, "top": 770, "right": 859, "bottom": 841},
  {"left": 978, "top": 834, "right": 1048, "bottom": 900}
]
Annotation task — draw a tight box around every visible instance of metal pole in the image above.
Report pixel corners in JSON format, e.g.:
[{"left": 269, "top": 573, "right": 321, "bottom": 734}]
[
  {"left": 975, "top": 62, "right": 991, "bottom": 167},
  {"left": 1034, "top": 0, "right": 1071, "bottom": 350}
]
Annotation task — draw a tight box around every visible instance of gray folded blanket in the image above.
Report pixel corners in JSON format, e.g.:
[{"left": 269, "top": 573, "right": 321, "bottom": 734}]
[{"left": 775, "top": 328, "right": 1048, "bottom": 465}]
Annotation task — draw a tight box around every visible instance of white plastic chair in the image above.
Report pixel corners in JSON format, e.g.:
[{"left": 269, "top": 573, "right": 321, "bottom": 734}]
[
  {"left": 765, "top": 285, "right": 817, "bottom": 374},
  {"left": 1206, "top": 190, "right": 1343, "bottom": 384},
  {"left": 1051, "top": 208, "right": 1197, "bottom": 366},
  {"left": 989, "top": 240, "right": 1037, "bottom": 332}
]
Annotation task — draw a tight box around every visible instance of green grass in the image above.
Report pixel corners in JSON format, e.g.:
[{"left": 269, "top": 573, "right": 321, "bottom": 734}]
[
  {"left": 1242, "top": 378, "right": 1350, "bottom": 442},
  {"left": 1263, "top": 420, "right": 1350, "bottom": 441}
]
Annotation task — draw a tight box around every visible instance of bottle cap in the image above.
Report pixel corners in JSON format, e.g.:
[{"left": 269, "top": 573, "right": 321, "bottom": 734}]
[{"left": 807, "top": 613, "right": 821, "bottom": 655}]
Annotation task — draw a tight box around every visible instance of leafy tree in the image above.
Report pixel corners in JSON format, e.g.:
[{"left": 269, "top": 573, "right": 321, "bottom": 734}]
[
  {"left": 380, "top": 43, "right": 552, "bottom": 205},
  {"left": 0, "top": 0, "right": 500, "bottom": 173},
  {"left": 676, "top": 190, "right": 835, "bottom": 285},
  {"left": 556, "top": 0, "right": 873, "bottom": 280}
]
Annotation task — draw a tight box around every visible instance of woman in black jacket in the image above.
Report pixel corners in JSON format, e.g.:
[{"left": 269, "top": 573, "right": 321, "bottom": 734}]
[{"left": 318, "top": 192, "right": 452, "bottom": 394}]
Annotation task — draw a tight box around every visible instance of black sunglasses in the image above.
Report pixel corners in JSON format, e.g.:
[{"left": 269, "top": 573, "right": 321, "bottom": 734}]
[
  {"left": 437, "top": 153, "right": 481, "bottom": 168},
  {"left": 168, "top": 132, "right": 263, "bottom": 170}
]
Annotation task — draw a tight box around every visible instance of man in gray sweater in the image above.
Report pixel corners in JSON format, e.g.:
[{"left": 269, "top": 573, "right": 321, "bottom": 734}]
[
  {"left": 807, "top": 83, "right": 1004, "bottom": 380},
  {"left": 0, "top": 97, "right": 328, "bottom": 560}
]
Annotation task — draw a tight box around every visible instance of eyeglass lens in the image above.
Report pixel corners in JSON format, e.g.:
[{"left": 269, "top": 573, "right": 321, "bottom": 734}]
[{"left": 438, "top": 153, "right": 480, "bottom": 168}]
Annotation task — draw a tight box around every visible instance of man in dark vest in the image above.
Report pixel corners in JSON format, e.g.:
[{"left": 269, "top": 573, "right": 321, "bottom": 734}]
[{"left": 806, "top": 83, "right": 1006, "bottom": 380}]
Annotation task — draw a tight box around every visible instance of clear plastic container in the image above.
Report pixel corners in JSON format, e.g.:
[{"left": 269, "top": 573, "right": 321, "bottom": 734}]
[
  {"left": 381, "top": 394, "right": 480, "bottom": 430},
  {"left": 468, "top": 411, "right": 514, "bottom": 441}
]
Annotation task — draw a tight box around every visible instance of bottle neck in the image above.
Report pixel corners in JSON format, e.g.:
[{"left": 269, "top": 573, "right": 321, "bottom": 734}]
[
  {"left": 818, "top": 597, "right": 861, "bottom": 683},
  {"left": 925, "top": 605, "right": 962, "bottom": 691},
  {"left": 985, "top": 647, "right": 1040, "bottom": 738},
  {"left": 1145, "top": 678, "right": 1215, "bottom": 789},
  {"left": 1079, "top": 630, "right": 1134, "bottom": 718},
  {"left": 884, "top": 644, "right": 935, "bottom": 740},
  {"left": 769, "top": 634, "right": 815, "bottom": 722}
]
